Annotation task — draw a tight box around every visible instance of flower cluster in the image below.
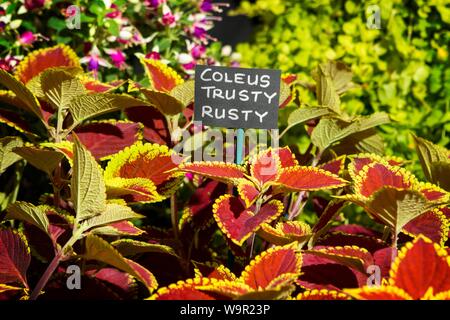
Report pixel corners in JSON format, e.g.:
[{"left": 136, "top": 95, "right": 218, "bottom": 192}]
[{"left": 0, "top": 0, "right": 238, "bottom": 79}]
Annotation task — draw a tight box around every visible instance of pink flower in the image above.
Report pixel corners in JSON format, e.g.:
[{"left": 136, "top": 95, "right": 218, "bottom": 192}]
[
  {"left": 24, "top": 0, "right": 46, "bottom": 11},
  {"left": 18, "top": 31, "right": 37, "bottom": 46},
  {"left": 160, "top": 4, "right": 178, "bottom": 27},
  {"left": 182, "top": 62, "right": 196, "bottom": 71},
  {"left": 104, "top": 48, "right": 127, "bottom": 70},
  {"left": 0, "top": 55, "right": 20, "bottom": 73},
  {"left": 145, "top": 51, "right": 161, "bottom": 60},
  {"left": 106, "top": 4, "right": 121, "bottom": 19}
]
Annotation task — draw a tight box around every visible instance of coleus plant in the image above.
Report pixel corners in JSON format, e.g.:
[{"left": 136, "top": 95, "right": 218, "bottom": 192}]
[{"left": 1, "top": 45, "right": 450, "bottom": 300}]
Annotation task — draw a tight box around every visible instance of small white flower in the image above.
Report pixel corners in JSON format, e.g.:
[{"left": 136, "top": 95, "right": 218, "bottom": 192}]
[
  {"left": 221, "top": 45, "right": 232, "bottom": 57},
  {"left": 177, "top": 53, "right": 193, "bottom": 64}
]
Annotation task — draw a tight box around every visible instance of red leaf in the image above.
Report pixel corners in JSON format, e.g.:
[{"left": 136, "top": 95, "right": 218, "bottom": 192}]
[
  {"left": 373, "top": 247, "right": 396, "bottom": 279},
  {"left": 149, "top": 278, "right": 216, "bottom": 300},
  {"left": 104, "top": 143, "right": 182, "bottom": 202},
  {"left": 278, "top": 146, "right": 298, "bottom": 167},
  {"left": 250, "top": 149, "right": 281, "bottom": 187},
  {"left": 213, "top": 195, "right": 284, "bottom": 245},
  {"left": 179, "top": 162, "right": 245, "bottom": 184},
  {"left": 258, "top": 221, "right": 311, "bottom": 245},
  {"left": 240, "top": 243, "right": 301, "bottom": 290},
  {"left": 0, "top": 230, "right": 30, "bottom": 288},
  {"left": 194, "top": 263, "right": 237, "bottom": 281},
  {"left": 418, "top": 183, "right": 449, "bottom": 202},
  {"left": 349, "top": 154, "right": 405, "bottom": 179},
  {"left": 237, "top": 179, "right": 259, "bottom": 207},
  {"left": 70, "top": 121, "right": 142, "bottom": 160},
  {"left": 86, "top": 268, "right": 135, "bottom": 293},
  {"left": 318, "top": 155, "right": 346, "bottom": 176},
  {"left": 308, "top": 245, "right": 374, "bottom": 273},
  {"left": 346, "top": 286, "right": 411, "bottom": 300},
  {"left": 297, "top": 257, "right": 359, "bottom": 290},
  {"left": 355, "top": 163, "right": 413, "bottom": 198},
  {"left": 296, "top": 289, "right": 350, "bottom": 300},
  {"left": 125, "top": 106, "right": 170, "bottom": 145},
  {"left": 141, "top": 58, "right": 183, "bottom": 92},
  {"left": 275, "top": 166, "right": 347, "bottom": 191},
  {"left": 14, "top": 44, "right": 80, "bottom": 84},
  {"left": 390, "top": 236, "right": 450, "bottom": 299},
  {"left": 179, "top": 180, "right": 227, "bottom": 232},
  {"left": 81, "top": 78, "right": 124, "bottom": 93},
  {"left": 105, "top": 221, "right": 145, "bottom": 236},
  {"left": 330, "top": 224, "right": 380, "bottom": 237},
  {"left": 0, "top": 108, "right": 35, "bottom": 136},
  {"left": 317, "top": 232, "right": 387, "bottom": 254},
  {"left": 403, "top": 209, "right": 448, "bottom": 245}
]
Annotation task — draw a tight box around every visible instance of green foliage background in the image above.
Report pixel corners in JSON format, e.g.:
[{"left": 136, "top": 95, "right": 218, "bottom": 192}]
[{"left": 234, "top": 0, "right": 450, "bottom": 167}]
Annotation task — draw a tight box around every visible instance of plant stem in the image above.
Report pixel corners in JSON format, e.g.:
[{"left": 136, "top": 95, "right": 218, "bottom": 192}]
[
  {"left": 29, "top": 232, "right": 81, "bottom": 300},
  {"left": 170, "top": 194, "right": 179, "bottom": 242},
  {"left": 29, "top": 250, "right": 63, "bottom": 300},
  {"left": 248, "top": 233, "right": 256, "bottom": 259}
]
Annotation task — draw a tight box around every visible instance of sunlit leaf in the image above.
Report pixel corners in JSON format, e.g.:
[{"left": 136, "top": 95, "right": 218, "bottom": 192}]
[
  {"left": 84, "top": 235, "right": 158, "bottom": 293},
  {"left": 71, "top": 135, "right": 106, "bottom": 221},
  {"left": 0, "top": 136, "right": 23, "bottom": 174},
  {"left": 0, "top": 229, "right": 30, "bottom": 288}
]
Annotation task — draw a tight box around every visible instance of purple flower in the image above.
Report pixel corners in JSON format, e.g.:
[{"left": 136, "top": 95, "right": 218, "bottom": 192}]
[
  {"left": 190, "top": 44, "right": 206, "bottom": 59},
  {"left": 199, "top": 1, "right": 229, "bottom": 13},
  {"left": 80, "top": 46, "right": 111, "bottom": 78},
  {"left": 145, "top": 0, "right": 164, "bottom": 8},
  {"left": 192, "top": 26, "right": 206, "bottom": 39},
  {"left": 200, "top": 0, "right": 213, "bottom": 12}
]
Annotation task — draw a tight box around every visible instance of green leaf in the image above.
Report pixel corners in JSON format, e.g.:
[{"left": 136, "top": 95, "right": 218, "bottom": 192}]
[
  {"left": 0, "top": 69, "right": 42, "bottom": 120},
  {"left": 278, "top": 80, "right": 291, "bottom": 106},
  {"left": 68, "top": 93, "right": 149, "bottom": 124},
  {"left": 312, "top": 65, "right": 340, "bottom": 112},
  {"left": 430, "top": 162, "right": 450, "bottom": 191},
  {"left": 84, "top": 234, "right": 158, "bottom": 292},
  {"left": 112, "top": 239, "right": 177, "bottom": 257},
  {"left": 317, "top": 61, "right": 353, "bottom": 95},
  {"left": 169, "top": 80, "right": 194, "bottom": 107},
  {"left": 13, "top": 146, "right": 64, "bottom": 176},
  {"left": 80, "top": 204, "right": 143, "bottom": 231},
  {"left": 311, "top": 112, "right": 390, "bottom": 151},
  {"left": 48, "top": 17, "right": 67, "bottom": 32},
  {"left": 285, "top": 106, "right": 332, "bottom": 134},
  {"left": 140, "top": 88, "right": 185, "bottom": 116},
  {"left": 71, "top": 135, "right": 106, "bottom": 222},
  {"left": 0, "top": 137, "right": 23, "bottom": 174},
  {"left": 365, "top": 188, "right": 436, "bottom": 235},
  {"left": 6, "top": 202, "right": 50, "bottom": 235},
  {"left": 413, "top": 135, "right": 450, "bottom": 183},
  {"left": 41, "top": 68, "right": 86, "bottom": 109}
]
